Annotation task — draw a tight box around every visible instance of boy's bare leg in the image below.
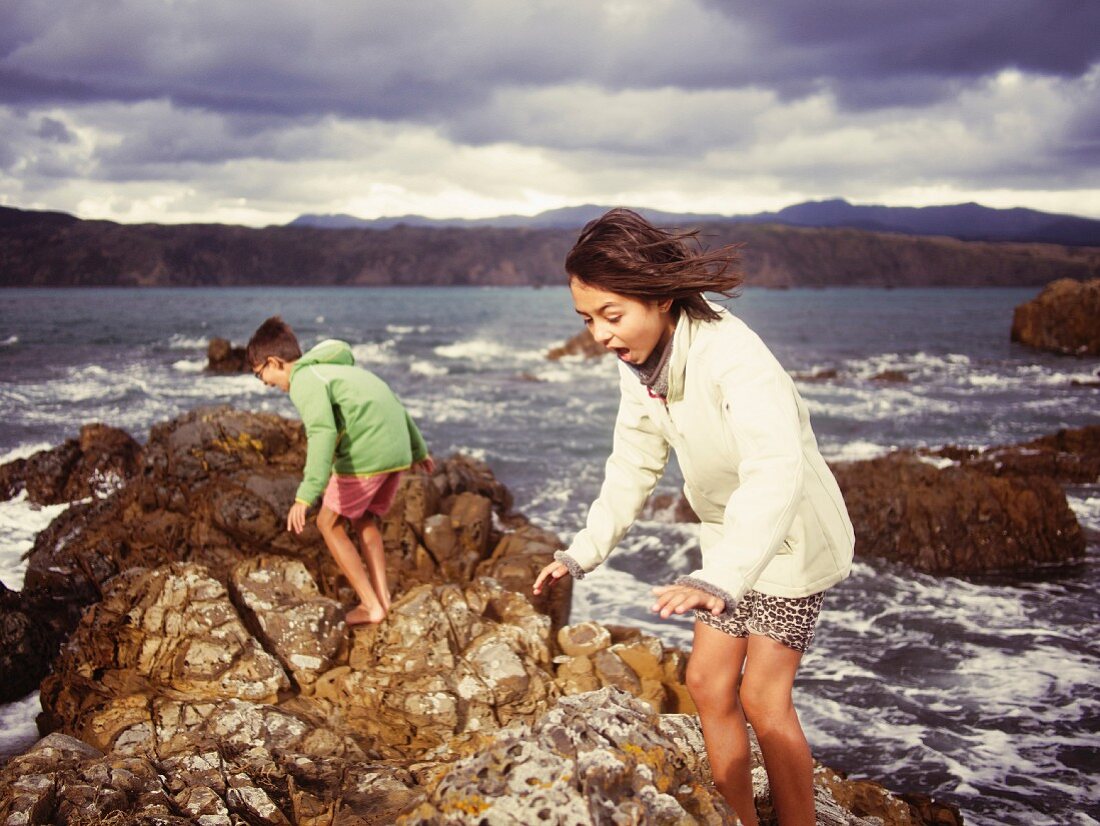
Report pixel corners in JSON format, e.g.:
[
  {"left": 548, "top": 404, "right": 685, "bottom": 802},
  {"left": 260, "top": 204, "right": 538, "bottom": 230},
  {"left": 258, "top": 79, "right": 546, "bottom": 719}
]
[
  {"left": 316, "top": 505, "right": 385, "bottom": 623},
  {"left": 353, "top": 514, "right": 390, "bottom": 613},
  {"left": 686, "top": 621, "right": 758, "bottom": 826},
  {"left": 740, "top": 635, "right": 816, "bottom": 826}
]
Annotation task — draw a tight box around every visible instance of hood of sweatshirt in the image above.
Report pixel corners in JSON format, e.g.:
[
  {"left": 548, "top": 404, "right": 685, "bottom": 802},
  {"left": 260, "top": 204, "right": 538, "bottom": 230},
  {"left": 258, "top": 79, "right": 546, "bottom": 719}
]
[{"left": 294, "top": 339, "right": 354, "bottom": 370}]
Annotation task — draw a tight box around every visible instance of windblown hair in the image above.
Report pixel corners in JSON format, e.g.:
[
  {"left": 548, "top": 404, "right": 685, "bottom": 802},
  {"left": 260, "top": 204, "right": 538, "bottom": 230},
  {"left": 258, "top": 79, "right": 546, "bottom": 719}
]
[
  {"left": 246, "top": 316, "right": 302, "bottom": 367},
  {"left": 565, "top": 208, "right": 743, "bottom": 321}
]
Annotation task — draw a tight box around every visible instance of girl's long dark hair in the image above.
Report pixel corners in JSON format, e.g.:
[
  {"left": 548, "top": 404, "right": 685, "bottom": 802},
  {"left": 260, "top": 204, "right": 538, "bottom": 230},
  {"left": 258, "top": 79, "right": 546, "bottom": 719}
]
[{"left": 565, "top": 208, "right": 743, "bottom": 322}]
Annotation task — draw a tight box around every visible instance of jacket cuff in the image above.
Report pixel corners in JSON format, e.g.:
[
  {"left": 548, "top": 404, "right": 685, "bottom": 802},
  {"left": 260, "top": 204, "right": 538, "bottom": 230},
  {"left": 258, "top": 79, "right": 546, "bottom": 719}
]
[
  {"left": 554, "top": 551, "right": 586, "bottom": 580},
  {"left": 674, "top": 575, "right": 737, "bottom": 611}
]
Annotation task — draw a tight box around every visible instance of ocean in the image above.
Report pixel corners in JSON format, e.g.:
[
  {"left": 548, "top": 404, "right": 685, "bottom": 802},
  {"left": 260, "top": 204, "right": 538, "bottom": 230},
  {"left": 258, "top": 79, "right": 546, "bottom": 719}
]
[{"left": 1, "top": 286, "right": 1097, "bottom": 826}]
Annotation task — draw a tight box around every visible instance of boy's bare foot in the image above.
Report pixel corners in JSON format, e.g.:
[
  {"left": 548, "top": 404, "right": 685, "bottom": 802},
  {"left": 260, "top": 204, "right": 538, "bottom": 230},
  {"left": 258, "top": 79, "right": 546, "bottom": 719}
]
[{"left": 346, "top": 603, "right": 386, "bottom": 626}]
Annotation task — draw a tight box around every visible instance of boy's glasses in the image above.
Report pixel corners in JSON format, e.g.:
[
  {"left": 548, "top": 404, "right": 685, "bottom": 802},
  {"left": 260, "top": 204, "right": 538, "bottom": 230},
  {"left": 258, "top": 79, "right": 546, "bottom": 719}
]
[{"left": 252, "top": 361, "right": 267, "bottom": 381}]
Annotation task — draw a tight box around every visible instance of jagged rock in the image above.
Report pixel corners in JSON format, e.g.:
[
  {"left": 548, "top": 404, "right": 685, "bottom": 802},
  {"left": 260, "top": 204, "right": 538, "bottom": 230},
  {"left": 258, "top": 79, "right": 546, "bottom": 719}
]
[
  {"left": 871, "top": 369, "right": 909, "bottom": 383},
  {"left": 206, "top": 336, "right": 249, "bottom": 372},
  {"left": 229, "top": 555, "right": 348, "bottom": 691},
  {"left": 557, "top": 621, "right": 611, "bottom": 657},
  {"left": 312, "top": 578, "right": 558, "bottom": 758},
  {"left": 547, "top": 327, "right": 607, "bottom": 360},
  {"left": 642, "top": 490, "right": 701, "bottom": 523},
  {"left": 398, "top": 687, "right": 734, "bottom": 825},
  {"left": 0, "top": 423, "right": 141, "bottom": 505},
  {"left": 1011, "top": 278, "right": 1100, "bottom": 355},
  {"left": 833, "top": 451, "right": 1084, "bottom": 575},
  {"left": 39, "top": 563, "right": 291, "bottom": 748},
  {"left": 478, "top": 521, "right": 572, "bottom": 633}
]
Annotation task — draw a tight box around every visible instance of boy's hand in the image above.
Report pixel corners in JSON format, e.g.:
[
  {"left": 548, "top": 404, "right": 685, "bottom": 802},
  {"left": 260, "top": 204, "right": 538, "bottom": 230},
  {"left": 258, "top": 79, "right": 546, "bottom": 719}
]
[
  {"left": 651, "top": 583, "right": 725, "bottom": 618},
  {"left": 533, "top": 560, "right": 571, "bottom": 595},
  {"left": 414, "top": 456, "right": 436, "bottom": 474},
  {"left": 287, "top": 502, "right": 308, "bottom": 535}
]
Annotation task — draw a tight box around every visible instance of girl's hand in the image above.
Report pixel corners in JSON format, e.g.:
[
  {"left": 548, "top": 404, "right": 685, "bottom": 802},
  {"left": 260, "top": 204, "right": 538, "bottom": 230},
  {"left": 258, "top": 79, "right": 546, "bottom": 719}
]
[
  {"left": 533, "top": 560, "right": 571, "bottom": 595},
  {"left": 287, "top": 501, "right": 308, "bottom": 535},
  {"left": 651, "top": 583, "right": 725, "bottom": 618}
]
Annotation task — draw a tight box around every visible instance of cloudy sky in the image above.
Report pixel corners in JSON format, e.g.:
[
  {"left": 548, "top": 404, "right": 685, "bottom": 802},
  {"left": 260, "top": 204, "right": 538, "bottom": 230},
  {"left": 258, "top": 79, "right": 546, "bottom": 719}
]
[{"left": 2, "top": 0, "right": 1098, "bottom": 226}]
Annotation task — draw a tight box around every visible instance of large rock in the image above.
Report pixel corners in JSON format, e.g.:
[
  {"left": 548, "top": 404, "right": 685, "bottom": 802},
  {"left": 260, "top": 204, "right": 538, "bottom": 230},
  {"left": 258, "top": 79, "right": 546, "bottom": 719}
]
[
  {"left": 1011, "top": 278, "right": 1100, "bottom": 355},
  {"left": 928, "top": 425, "right": 1100, "bottom": 485},
  {"left": 547, "top": 327, "right": 607, "bottom": 360},
  {"left": 833, "top": 451, "right": 1084, "bottom": 575},
  {"left": 311, "top": 578, "right": 559, "bottom": 758},
  {"left": 0, "top": 423, "right": 141, "bottom": 505}
]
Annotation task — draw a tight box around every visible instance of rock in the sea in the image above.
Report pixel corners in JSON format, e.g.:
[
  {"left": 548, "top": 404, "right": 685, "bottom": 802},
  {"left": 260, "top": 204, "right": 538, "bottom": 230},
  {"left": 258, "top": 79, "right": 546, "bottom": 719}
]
[
  {"left": 547, "top": 327, "right": 607, "bottom": 360},
  {"left": 1011, "top": 278, "right": 1100, "bottom": 355},
  {"left": 833, "top": 451, "right": 1085, "bottom": 575},
  {"left": 928, "top": 425, "right": 1100, "bottom": 485},
  {"left": 206, "top": 336, "right": 249, "bottom": 372},
  {"left": 0, "top": 423, "right": 141, "bottom": 505}
]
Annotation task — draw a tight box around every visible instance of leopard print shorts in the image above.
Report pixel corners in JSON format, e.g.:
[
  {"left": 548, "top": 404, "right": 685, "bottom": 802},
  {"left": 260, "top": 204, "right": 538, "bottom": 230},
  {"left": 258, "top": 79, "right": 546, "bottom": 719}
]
[{"left": 695, "top": 589, "right": 826, "bottom": 652}]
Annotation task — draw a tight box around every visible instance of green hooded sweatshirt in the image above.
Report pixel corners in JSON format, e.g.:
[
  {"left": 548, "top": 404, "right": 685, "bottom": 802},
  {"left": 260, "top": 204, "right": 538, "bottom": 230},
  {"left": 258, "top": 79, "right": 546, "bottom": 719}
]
[{"left": 288, "top": 339, "right": 428, "bottom": 505}]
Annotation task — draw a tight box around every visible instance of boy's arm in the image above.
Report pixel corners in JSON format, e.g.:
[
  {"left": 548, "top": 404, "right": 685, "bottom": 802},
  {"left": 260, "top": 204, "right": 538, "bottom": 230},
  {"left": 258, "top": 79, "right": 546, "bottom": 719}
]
[
  {"left": 289, "top": 370, "right": 338, "bottom": 505},
  {"left": 406, "top": 411, "right": 429, "bottom": 463}
]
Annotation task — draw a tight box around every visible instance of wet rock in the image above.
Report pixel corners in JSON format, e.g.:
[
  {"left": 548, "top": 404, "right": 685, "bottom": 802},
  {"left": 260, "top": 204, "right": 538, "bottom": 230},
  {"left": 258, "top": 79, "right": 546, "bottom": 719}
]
[
  {"left": 1011, "top": 278, "right": 1100, "bottom": 355},
  {"left": 0, "top": 582, "right": 75, "bottom": 702},
  {"left": 642, "top": 490, "right": 701, "bottom": 523},
  {"left": 833, "top": 451, "right": 1084, "bottom": 575},
  {"left": 206, "top": 336, "right": 249, "bottom": 373},
  {"left": 870, "top": 369, "right": 909, "bottom": 383},
  {"left": 547, "top": 327, "right": 607, "bottom": 360},
  {"left": 0, "top": 423, "right": 142, "bottom": 505},
  {"left": 792, "top": 367, "right": 839, "bottom": 382}
]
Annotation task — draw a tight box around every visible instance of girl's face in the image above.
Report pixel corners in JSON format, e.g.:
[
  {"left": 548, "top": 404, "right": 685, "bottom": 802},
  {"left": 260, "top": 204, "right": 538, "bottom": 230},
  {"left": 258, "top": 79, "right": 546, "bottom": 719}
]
[{"left": 569, "top": 277, "right": 676, "bottom": 365}]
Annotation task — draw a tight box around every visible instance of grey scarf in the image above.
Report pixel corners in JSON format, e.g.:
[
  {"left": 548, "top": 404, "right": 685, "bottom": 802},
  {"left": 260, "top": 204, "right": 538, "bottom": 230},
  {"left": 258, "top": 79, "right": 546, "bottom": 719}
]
[{"left": 628, "top": 333, "right": 674, "bottom": 400}]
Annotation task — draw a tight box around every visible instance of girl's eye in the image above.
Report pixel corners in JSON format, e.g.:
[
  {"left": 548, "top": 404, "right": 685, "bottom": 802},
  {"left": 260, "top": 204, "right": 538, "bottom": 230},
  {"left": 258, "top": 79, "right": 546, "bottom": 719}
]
[{"left": 606, "top": 317, "right": 621, "bottom": 324}]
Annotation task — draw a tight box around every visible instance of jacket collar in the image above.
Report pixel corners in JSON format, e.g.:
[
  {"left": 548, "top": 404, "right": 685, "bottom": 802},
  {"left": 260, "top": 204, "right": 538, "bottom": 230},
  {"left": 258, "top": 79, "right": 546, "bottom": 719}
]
[{"left": 666, "top": 300, "right": 728, "bottom": 403}]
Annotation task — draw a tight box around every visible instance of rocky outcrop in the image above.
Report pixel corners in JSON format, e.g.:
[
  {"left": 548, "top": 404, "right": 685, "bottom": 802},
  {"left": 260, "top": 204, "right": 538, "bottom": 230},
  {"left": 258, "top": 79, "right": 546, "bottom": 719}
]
[
  {"left": 832, "top": 452, "right": 1084, "bottom": 575},
  {"left": 0, "top": 423, "right": 141, "bottom": 505},
  {"left": 6, "top": 406, "right": 568, "bottom": 707},
  {"left": 206, "top": 337, "right": 249, "bottom": 372},
  {"left": 927, "top": 425, "right": 1100, "bottom": 485},
  {"left": 547, "top": 327, "right": 606, "bottom": 360},
  {"left": 0, "top": 406, "right": 957, "bottom": 824},
  {"left": 1011, "top": 278, "right": 1100, "bottom": 355}
]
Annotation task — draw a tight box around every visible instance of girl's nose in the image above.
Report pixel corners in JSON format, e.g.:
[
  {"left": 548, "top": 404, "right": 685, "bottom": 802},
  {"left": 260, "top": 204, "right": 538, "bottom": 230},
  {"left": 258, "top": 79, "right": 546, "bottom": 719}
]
[{"left": 591, "top": 321, "right": 614, "bottom": 346}]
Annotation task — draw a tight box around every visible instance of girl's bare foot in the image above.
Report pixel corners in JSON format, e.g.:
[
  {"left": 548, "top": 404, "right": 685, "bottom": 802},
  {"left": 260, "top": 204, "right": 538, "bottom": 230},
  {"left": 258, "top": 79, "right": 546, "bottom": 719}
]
[{"left": 346, "top": 603, "right": 386, "bottom": 626}]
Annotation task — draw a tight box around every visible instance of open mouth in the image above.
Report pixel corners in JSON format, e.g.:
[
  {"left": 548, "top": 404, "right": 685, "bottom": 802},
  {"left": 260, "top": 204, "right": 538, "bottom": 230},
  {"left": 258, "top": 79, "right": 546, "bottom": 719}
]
[{"left": 612, "top": 347, "right": 630, "bottom": 361}]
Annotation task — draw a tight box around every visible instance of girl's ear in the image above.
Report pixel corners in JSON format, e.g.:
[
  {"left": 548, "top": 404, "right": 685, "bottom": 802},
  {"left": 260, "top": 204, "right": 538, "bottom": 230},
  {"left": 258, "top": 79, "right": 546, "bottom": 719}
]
[{"left": 657, "top": 298, "right": 674, "bottom": 313}]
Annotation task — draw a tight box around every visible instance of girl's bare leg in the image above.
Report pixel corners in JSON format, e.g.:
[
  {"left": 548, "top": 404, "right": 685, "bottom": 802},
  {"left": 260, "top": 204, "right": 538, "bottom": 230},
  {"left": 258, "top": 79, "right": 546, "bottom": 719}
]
[
  {"left": 740, "top": 634, "right": 815, "bottom": 825},
  {"left": 354, "top": 514, "right": 390, "bottom": 613},
  {"left": 316, "top": 506, "right": 385, "bottom": 623},
  {"left": 686, "top": 621, "right": 758, "bottom": 826}
]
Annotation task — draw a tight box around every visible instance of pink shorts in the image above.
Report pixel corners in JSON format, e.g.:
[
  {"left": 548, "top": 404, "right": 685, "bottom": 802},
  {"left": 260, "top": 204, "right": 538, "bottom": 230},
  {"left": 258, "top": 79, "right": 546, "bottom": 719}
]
[{"left": 322, "top": 470, "right": 404, "bottom": 521}]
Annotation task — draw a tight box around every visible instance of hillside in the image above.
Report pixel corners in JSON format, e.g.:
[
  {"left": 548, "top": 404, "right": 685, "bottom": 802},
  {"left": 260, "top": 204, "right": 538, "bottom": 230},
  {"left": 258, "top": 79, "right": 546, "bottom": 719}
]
[{"left": 2, "top": 206, "right": 1099, "bottom": 288}]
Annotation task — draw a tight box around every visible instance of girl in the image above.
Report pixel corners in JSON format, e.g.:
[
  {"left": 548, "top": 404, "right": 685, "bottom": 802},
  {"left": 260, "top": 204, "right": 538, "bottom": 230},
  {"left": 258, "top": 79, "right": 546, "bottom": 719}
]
[{"left": 534, "top": 209, "right": 854, "bottom": 825}]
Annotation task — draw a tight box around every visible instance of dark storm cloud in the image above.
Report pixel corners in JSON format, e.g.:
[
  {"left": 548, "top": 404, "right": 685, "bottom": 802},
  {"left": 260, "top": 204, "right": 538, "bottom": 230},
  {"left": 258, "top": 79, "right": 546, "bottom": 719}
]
[{"left": 4, "top": 0, "right": 1096, "bottom": 123}]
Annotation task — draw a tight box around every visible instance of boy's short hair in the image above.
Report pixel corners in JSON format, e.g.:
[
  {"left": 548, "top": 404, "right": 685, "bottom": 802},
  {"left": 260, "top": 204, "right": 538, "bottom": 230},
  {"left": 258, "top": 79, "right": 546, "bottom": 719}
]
[{"left": 246, "top": 316, "right": 302, "bottom": 366}]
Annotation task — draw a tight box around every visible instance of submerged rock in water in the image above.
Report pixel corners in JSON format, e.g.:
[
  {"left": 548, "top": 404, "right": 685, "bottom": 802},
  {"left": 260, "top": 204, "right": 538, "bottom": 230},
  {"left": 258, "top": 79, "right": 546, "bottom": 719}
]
[
  {"left": 1011, "top": 278, "right": 1100, "bottom": 355},
  {"left": 927, "top": 424, "right": 1100, "bottom": 485},
  {"left": 0, "top": 423, "right": 142, "bottom": 505},
  {"left": 832, "top": 451, "right": 1084, "bottom": 575}
]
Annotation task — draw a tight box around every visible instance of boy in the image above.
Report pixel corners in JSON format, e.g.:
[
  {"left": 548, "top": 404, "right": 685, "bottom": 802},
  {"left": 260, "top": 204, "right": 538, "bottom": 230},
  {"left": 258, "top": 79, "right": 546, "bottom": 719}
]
[{"left": 247, "top": 316, "right": 433, "bottom": 625}]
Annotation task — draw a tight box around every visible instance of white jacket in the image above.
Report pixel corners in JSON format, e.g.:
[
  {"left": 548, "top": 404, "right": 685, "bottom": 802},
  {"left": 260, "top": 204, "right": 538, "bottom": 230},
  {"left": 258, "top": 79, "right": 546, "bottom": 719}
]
[{"left": 558, "top": 305, "right": 855, "bottom": 608}]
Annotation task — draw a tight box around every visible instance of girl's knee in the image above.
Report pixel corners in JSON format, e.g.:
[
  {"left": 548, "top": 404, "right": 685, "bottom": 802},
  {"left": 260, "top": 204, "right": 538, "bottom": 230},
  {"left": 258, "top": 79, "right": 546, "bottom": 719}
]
[
  {"left": 316, "top": 509, "right": 342, "bottom": 535},
  {"left": 739, "top": 680, "right": 793, "bottom": 733},
  {"left": 686, "top": 661, "right": 740, "bottom": 711}
]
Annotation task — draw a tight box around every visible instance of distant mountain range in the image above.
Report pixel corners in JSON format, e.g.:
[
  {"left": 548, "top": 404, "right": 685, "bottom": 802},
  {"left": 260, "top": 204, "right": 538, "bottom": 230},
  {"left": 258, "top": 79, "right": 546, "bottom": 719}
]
[
  {"left": 3, "top": 204, "right": 1099, "bottom": 288},
  {"left": 291, "top": 199, "right": 1100, "bottom": 246}
]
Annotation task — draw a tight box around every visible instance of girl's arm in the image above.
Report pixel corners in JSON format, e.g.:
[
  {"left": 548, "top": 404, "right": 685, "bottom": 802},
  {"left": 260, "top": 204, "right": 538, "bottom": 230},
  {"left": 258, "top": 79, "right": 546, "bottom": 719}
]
[
  {"left": 556, "top": 370, "right": 670, "bottom": 578},
  {"left": 675, "top": 348, "right": 805, "bottom": 610}
]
